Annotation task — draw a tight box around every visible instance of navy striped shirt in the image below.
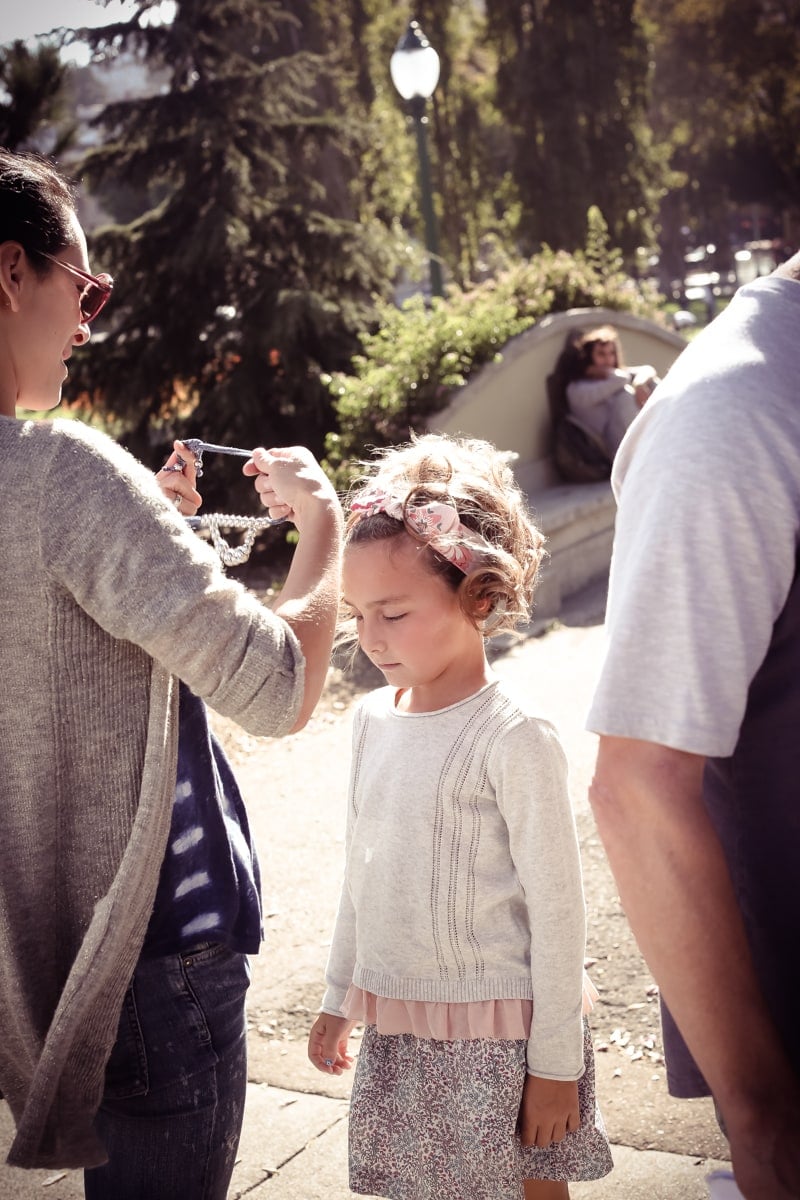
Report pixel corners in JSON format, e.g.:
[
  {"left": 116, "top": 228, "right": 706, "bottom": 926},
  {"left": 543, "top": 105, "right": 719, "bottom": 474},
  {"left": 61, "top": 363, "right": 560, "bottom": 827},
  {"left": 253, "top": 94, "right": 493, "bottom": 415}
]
[{"left": 143, "top": 683, "right": 262, "bottom": 957}]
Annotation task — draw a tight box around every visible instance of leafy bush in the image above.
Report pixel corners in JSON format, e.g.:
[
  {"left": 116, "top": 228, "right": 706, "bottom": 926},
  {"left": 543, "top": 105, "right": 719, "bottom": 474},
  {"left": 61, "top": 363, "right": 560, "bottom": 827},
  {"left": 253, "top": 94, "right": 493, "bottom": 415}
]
[
  {"left": 322, "top": 210, "right": 662, "bottom": 486},
  {"left": 322, "top": 292, "right": 532, "bottom": 488}
]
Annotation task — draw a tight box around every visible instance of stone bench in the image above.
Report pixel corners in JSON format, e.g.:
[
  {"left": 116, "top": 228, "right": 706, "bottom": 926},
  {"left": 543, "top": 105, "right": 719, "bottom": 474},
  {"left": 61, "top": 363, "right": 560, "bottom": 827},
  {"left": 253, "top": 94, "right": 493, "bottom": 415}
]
[
  {"left": 525, "top": 479, "right": 617, "bottom": 620},
  {"left": 428, "top": 308, "right": 686, "bottom": 621}
]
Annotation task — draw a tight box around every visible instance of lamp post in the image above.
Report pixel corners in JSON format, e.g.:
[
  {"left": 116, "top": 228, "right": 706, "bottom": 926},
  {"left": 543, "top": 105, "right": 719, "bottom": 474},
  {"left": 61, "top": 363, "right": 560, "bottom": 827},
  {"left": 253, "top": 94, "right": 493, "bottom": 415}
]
[{"left": 390, "top": 19, "right": 444, "bottom": 299}]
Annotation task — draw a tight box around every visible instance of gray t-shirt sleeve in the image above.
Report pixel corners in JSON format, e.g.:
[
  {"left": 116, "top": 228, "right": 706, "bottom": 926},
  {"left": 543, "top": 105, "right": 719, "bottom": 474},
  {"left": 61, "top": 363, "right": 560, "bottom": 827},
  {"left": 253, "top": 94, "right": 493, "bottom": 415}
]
[{"left": 587, "top": 278, "right": 800, "bottom": 757}]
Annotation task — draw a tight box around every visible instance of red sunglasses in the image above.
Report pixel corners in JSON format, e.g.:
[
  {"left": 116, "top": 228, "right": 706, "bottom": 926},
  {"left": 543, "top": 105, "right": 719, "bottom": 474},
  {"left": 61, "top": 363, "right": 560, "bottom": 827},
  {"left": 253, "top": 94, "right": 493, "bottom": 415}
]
[{"left": 40, "top": 252, "right": 114, "bottom": 324}]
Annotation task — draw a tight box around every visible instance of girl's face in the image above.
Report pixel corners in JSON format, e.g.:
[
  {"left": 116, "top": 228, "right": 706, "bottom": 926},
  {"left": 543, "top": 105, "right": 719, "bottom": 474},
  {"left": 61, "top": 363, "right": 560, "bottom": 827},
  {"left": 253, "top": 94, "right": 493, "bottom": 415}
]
[
  {"left": 0, "top": 212, "right": 92, "bottom": 417},
  {"left": 343, "top": 533, "right": 489, "bottom": 712},
  {"left": 590, "top": 340, "right": 618, "bottom": 372}
]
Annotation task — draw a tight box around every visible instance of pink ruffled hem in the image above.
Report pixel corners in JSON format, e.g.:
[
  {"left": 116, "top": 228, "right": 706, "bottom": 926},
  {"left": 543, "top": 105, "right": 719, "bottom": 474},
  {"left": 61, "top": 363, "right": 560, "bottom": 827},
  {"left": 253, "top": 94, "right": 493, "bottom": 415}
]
[
  {"left": 342, "top": 987, "right": 533, "bottom": 1039},
  {"left": 342, "top": 972, "right": 598, "bottom": 1040}
]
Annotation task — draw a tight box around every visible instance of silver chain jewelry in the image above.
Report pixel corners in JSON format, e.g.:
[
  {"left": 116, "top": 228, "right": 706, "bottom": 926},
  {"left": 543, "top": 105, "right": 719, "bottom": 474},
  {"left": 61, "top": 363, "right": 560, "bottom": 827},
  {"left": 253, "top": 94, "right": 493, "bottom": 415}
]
[
  {"left": 174, "top": 439, "right": 285, "bottom": 566},
  {"left": 190, "top": 513, "right": 280, "bottom": 567}
]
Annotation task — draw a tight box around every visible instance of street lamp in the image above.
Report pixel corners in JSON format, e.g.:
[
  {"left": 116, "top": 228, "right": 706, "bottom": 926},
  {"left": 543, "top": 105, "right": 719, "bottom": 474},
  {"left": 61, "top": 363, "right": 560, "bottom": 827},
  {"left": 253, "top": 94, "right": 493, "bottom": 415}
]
[{"left": 390, "top": 19, "right": 444, "bottom": 299}]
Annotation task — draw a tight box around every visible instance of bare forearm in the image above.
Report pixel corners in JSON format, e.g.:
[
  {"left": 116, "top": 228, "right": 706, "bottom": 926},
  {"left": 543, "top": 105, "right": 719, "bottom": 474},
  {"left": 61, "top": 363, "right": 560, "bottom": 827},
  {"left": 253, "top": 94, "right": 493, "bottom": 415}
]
[
  {"left": 589, "top": 738, "right": 794, "bottom": 1115},
  {"left": 243, "top": 447, "right": 344, "bottom": 731},
  {"left": 273, "top": 499, "right": 343, "bottom": 730}
]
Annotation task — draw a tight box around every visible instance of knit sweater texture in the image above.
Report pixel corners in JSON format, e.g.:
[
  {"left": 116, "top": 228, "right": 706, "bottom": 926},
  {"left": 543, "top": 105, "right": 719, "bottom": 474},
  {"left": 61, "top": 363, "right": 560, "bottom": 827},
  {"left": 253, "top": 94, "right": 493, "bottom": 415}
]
[
  {"left": 0, "top": 416, "right": 305, "bottom": 1169},
  {"left": 321, "top": 681, "right": 587, "bottom": 1080}
]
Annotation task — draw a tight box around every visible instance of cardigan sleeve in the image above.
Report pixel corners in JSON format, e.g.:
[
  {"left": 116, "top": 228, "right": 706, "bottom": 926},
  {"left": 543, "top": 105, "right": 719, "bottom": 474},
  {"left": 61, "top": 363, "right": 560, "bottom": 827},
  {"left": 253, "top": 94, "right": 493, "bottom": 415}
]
[
  {"left": 493, "top": 718, "right": 586, "bottom": 1080},
  {"left": 38, "top": 420, "right": 304, "bottom": 737}
]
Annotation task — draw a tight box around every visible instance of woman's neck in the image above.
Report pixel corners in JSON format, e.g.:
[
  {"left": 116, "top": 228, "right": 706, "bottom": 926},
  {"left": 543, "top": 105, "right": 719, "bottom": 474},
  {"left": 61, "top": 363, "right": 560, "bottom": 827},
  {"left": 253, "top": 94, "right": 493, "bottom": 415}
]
[{"left": 0, "top": 352, "right": 17, "bottom": 417}]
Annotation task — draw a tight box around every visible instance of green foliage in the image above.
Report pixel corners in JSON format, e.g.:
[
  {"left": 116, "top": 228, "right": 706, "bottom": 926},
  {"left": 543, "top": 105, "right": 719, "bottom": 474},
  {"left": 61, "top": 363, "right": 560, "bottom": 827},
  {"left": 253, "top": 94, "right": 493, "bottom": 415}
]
[
  {"left": 65, "top": 0, "right": 400, "bottom": 511},
  {"left": 323, "top": 292, "right": 531, "bottom": 488},
  {"left": 584, "top": 206, "right": 624, "bottom": 278},
  {"left": 642, "top": 0, "right": 800, "bottom": 284},
  {"left": 323, "top": 225, "right": 662, "bottom": 487},
  {"left": 0, "top": 41, "right": 75, "bottom": 153},
  {"left": 414, "top": 0, "right": 518, "bottom": 286},
  {"left": 304, "top": 1, "right": 522, "bottom": 290},
  {"left": 486, "top": 0, "right": 664, "bottom": 260},
  {"left": 4, "top": 0, "right": 790, "bottom": 507}
]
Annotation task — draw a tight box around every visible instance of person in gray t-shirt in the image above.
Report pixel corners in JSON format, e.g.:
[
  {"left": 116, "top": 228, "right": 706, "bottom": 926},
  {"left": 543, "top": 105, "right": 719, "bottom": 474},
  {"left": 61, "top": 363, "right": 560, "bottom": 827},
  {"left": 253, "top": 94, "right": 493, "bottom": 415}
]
[{"left": 587, "top": 254, "right": 800, "bottom": 1200}]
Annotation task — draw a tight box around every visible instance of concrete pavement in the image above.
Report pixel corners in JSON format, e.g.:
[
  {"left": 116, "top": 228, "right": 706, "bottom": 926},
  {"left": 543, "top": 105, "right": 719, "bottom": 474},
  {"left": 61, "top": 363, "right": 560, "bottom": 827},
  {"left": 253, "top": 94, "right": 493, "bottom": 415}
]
[
  {"left": 0, "top": 579, "right": 735, "bottom": 1198},
  {"left": 0, "top": 1081, "right": 732, "bottom": 1199}
]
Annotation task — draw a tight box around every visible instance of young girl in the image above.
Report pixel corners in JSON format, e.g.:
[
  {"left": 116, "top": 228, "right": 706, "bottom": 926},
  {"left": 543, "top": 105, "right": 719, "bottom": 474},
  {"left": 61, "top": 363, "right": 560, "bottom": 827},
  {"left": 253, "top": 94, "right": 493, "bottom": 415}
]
[{"left": 308, "top": 434, "right": 612, "bottom": 1199}]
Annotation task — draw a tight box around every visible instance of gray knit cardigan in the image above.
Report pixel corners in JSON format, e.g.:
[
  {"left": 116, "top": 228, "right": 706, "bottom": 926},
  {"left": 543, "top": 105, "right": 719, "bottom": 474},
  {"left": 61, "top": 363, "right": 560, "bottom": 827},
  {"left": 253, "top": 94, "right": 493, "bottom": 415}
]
[{"left": 0, "top": 416, "right": 305, "bottom": 1169}]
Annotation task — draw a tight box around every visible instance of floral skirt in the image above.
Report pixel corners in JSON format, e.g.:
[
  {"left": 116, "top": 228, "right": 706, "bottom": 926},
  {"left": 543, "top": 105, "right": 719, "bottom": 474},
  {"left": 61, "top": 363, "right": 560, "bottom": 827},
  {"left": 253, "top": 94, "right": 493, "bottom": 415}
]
[{"left": 348, "top": 1019, "right": 613, "bottom": 1199}]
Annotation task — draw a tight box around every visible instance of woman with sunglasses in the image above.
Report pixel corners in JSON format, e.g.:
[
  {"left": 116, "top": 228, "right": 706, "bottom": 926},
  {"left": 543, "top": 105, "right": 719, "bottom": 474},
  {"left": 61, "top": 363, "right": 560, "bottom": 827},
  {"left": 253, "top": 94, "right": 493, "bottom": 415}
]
[{"left": 0, "top": 148, "right": 343, "bottom": 1198}]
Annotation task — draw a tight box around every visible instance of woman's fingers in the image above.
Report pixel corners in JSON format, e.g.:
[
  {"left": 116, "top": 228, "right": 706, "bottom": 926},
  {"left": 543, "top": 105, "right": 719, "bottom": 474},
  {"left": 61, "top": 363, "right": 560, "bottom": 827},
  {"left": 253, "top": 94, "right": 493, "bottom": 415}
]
[{"left": 156, "top": 440, "right": 202, "bottom": 515}]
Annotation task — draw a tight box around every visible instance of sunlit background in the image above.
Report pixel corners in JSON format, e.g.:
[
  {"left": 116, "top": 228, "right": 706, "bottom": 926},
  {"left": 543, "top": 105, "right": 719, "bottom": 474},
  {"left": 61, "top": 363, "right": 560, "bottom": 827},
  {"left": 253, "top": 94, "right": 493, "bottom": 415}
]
[{"left": 3, "top": 1, "right": 175, "bottom": 62}]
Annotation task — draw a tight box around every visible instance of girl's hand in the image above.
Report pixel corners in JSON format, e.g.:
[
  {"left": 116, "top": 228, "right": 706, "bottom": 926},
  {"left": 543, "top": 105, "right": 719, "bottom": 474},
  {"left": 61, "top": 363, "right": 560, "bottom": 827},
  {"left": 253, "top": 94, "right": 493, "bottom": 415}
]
[
  {"left": 243, "top": 446, "right": 339, "bottom": 530},
  {"left": 308, "top": 1013, "right": 355, "bottom": 1076},
  {"left": 156, "top": 439, "right": 202, "bottom": 517},
  {"left": 518, "top": 1074, "right": 580, "bottom": 1148}
]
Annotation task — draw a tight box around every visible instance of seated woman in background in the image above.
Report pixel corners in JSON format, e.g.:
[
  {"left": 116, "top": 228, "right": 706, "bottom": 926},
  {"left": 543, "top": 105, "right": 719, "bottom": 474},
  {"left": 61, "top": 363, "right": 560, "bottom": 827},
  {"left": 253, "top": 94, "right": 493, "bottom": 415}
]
[{"left": 566, "top": 325, "right": 658, "bottom": 459}]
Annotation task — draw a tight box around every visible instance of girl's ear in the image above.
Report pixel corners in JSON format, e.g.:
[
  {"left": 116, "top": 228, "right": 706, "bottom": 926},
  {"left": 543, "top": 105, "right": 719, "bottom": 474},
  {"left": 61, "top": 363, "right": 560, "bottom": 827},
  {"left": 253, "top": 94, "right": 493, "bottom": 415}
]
[
  {"left": 0, "top": 242, "right": 26, "bottom": 313},
  {"left": 480, "top": 597, "right": 509, "bottom": 636},
  {"left": 472, "top": 592, "right": 500, "bottom": 632}
]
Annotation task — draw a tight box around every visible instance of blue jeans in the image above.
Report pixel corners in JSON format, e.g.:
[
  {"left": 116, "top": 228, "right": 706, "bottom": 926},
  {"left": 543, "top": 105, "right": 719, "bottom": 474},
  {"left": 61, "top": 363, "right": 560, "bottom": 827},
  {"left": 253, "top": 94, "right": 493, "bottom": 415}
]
[{"left": 84, "top": 942, "right": 250, "bottom": 1200}]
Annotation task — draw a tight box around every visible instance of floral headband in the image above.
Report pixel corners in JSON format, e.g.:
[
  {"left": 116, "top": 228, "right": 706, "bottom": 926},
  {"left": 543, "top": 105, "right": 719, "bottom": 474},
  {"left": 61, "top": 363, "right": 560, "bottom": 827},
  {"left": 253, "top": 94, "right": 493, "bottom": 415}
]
[{"left": 349, "top": 486, "right": 492, "bottom": 575}]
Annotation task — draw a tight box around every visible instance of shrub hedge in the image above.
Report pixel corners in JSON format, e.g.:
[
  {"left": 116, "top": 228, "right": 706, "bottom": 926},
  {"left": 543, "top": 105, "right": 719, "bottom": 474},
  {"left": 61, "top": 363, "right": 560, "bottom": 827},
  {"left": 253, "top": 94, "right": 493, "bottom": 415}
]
[{"left": 322, "top": 220, "right": 662, "bottom": 488}]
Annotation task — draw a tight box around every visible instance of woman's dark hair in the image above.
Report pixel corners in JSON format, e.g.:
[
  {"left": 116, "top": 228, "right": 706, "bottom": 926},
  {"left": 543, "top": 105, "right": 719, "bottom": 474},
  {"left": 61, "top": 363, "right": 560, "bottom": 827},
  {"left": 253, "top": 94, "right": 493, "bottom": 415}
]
[
  {"left": 577, "top": 324, "right": 623, "bottom": 373},
  {"left": 552, "top": 329, "right": 585, "bottom": 389},
  {"left": 0, "top": 149, "right": 77, "bottom": 273}
]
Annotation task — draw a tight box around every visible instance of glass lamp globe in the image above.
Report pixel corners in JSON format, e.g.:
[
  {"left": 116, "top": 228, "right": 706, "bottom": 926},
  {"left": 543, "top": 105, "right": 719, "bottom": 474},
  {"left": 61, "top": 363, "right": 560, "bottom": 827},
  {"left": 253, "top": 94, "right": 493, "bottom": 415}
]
[{"left": 389, "top": 20, "right": 440, "bottom": 101}]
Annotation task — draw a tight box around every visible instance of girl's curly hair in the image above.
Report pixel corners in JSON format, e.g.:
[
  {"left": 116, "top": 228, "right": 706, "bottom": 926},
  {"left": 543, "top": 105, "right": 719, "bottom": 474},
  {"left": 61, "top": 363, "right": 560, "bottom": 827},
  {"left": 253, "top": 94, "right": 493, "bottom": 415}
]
[{"left": 344, "top": 434, "right": 546, "bottom": 638}]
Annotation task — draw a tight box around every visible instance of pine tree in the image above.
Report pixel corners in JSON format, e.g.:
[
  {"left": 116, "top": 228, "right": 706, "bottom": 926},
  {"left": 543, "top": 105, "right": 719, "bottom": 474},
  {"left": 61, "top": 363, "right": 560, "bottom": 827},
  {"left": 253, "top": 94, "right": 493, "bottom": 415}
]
[
  {"left": 414, "top": 0, "right": 517, "bottom": 286},
  {"left": 68, "top": 0, "right": 397, "bottom": 506},
  {"left": 0, "top": 41, "right": 74, "bottom": 153},
  {"left": 486, "top": 0, "right": 663, "bottom": 260},
  {"left": 643, "top": 0, "right": 800, "bottom": 283}
]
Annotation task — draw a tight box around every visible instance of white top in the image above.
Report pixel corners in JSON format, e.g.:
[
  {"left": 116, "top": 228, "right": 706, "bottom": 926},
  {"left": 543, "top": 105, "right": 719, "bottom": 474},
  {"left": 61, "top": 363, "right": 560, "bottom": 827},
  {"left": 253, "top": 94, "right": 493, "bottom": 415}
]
[
  {"left": 587, "top": 275, "right": 800, "bottom": 755},
  {"left": 321, "top": 680, "right": 587, "bottom": 1080}
]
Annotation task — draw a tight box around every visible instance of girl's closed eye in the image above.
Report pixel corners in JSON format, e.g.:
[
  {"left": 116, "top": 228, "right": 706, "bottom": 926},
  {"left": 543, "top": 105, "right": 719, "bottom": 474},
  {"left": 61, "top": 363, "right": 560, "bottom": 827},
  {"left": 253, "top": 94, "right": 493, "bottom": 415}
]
[{"left": 383, "top": 612, "right": 407, "bottom": 622}]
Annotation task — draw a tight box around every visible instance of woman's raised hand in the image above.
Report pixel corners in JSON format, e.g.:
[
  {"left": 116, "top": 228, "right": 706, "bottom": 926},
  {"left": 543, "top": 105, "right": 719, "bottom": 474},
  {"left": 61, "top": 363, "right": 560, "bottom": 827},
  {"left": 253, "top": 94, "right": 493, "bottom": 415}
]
[{"left": 156, "top": 439, "right": 202, "bottom": 517}]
